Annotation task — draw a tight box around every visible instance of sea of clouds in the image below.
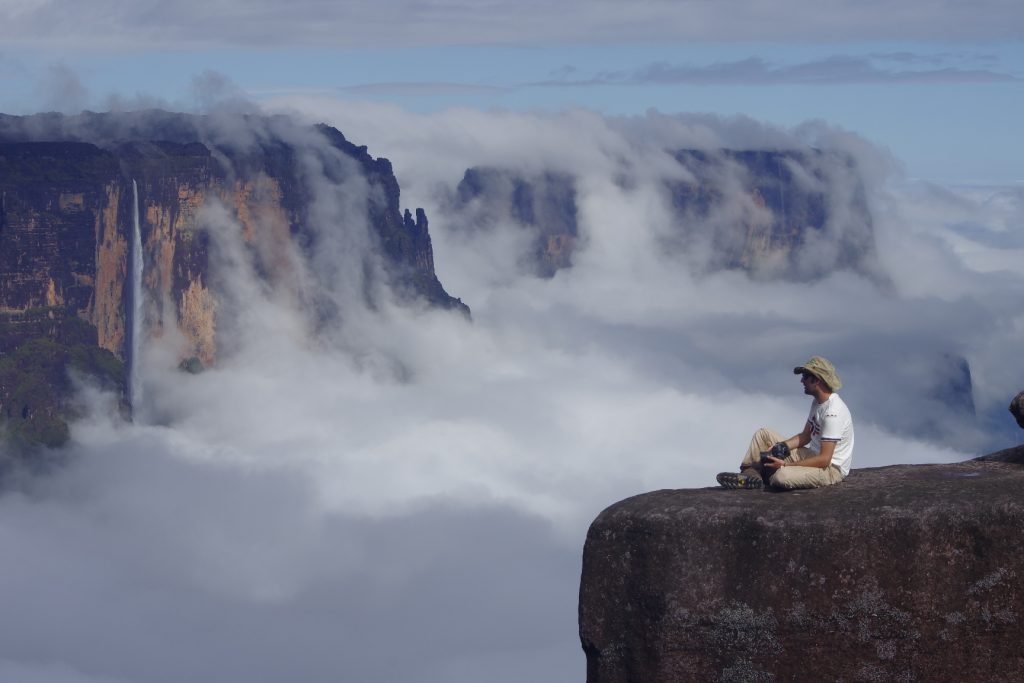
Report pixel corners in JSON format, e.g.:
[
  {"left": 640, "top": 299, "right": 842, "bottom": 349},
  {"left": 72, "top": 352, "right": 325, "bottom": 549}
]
[{"left": 1, "top": 102, "right": 1021, "bottom": 682}]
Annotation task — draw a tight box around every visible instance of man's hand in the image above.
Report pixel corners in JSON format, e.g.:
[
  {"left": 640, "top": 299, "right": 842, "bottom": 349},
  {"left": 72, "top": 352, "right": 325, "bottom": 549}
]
[{"left": 763, "top": 456, "right": 786, "bottom": 471}]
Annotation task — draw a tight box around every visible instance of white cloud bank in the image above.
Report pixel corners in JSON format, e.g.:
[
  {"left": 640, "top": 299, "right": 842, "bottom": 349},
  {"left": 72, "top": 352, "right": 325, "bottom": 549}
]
[{"left": 1, "top": 101, "right": 1021, "bottom": 682}]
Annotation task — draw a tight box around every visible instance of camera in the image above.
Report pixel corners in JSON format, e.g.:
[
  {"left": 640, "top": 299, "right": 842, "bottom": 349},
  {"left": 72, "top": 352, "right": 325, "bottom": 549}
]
[{"left": 760, "top": 442, "right": 790, "bottom": 464}]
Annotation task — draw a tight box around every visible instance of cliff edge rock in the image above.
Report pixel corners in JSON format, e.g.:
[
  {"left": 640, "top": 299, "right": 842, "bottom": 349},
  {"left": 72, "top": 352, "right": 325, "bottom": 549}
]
[{"left": 579, "top": 448, "right": 1024, "bottom": 682}]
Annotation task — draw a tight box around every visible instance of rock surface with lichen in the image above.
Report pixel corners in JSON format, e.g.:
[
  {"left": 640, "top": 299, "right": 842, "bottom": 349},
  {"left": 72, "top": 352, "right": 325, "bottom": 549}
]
[{"left": 579, "top": 447, "right": 1024, "bottom": 682}]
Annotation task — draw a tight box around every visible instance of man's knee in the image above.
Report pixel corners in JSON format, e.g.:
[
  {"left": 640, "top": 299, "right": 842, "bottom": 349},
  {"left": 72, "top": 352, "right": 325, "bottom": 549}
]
[
  {"left": 769, "top": 468, "right": 798, "bottom": 489},
  {"left": 753, "top": 427, "right": 778, "bottom": 448}
]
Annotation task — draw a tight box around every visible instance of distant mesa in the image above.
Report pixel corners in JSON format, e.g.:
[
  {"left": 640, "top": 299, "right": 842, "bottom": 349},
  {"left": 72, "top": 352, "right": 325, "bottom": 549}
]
[
  {"left": 452, "top": 167, "right": 579, "bottom": 278},
  {"left": 450, "top": 148, "right": 883, "bottom": 283}
]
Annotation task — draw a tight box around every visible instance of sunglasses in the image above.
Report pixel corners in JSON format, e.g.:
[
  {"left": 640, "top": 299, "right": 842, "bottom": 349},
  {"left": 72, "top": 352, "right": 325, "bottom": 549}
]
[{"left": 801, "top": 372, "right": 817, "bottom": 382}]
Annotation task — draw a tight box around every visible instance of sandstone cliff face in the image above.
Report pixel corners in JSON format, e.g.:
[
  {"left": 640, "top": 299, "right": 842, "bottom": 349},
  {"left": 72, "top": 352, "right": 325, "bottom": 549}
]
[
  {"left": 579, "top": 450, "right": 1024, "bottom": 682},
  {"left": 0, "top": 142, "right": 125, "bottom": 351},
  {"left": 0, "top": 111, "right": 467, "bottom": 368},
  {"left": 0, "top": 110, "right": 467, "bottom": 450}
]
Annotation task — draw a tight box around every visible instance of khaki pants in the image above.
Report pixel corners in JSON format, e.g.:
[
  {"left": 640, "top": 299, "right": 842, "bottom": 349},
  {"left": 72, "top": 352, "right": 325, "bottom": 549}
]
[{"left": 740, "top": 427, "right": 845, "bottom": 490}]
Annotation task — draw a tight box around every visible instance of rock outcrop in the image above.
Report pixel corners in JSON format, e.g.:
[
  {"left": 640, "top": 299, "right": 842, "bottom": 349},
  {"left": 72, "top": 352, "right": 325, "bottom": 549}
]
[
  {"left": 1010, "top": 392, "right": 1024, "bottom": 429},
  {"left": 579, "top": 449, "right": 1024, "bottom": 682}
]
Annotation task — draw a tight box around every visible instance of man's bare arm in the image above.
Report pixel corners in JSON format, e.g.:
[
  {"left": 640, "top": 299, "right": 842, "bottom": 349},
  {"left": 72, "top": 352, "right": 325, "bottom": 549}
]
[
  {"left": 781, "top": 422, "right": 813, "bottom": 452},
  {"left": 764, "top": 423, "right": 834, "bottom": 470},
  {"left": 790, "top": 439, "right": 835, "bottom": 469}
]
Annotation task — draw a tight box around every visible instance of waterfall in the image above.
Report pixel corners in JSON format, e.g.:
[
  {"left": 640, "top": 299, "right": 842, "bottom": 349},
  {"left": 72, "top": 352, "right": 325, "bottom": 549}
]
[{"left": 128, "top": 179, "right": 144, "bottom": 419}]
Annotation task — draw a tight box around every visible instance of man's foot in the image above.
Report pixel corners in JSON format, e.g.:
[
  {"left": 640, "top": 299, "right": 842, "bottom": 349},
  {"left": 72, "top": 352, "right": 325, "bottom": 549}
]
[{"left": 716, "top": 471, "right": 763, "bottom": 490}]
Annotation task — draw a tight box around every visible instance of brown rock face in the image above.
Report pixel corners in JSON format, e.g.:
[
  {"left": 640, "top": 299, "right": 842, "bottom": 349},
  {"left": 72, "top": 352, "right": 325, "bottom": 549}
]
[
  {"left": 94, "top": 182, "right": 128, "bottom": 354},
  {"left": 579, "top": 449, "right": 1024, "bottom": 683},
  {"left": 0, "top": 112, "right": 467, "bottom": 367},
  {"left": 0, "top": 142, "right": 124, "bottom": 350}
]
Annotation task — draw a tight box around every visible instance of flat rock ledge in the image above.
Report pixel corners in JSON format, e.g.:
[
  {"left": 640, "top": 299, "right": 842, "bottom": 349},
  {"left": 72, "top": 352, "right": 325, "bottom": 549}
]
[{"left": 579, "top": 446, "right": 1024, "bottom": 683}]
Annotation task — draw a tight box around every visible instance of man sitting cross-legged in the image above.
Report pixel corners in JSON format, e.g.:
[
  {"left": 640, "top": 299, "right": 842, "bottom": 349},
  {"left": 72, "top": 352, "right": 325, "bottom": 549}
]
[{"left": 717, "top": 356, "right": 854, "bottom": 491}]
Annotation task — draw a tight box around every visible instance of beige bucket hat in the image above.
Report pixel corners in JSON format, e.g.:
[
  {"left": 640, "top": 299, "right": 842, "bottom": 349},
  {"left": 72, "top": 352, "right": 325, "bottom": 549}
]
[{"left": 794, "top": 356, "right": 842, "bottom": 391}]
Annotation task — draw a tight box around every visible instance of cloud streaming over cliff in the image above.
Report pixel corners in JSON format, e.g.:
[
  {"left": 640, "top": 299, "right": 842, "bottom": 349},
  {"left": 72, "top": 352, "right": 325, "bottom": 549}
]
[{"left": 1, "top": 104, "right": 1022, "bottom": 682}]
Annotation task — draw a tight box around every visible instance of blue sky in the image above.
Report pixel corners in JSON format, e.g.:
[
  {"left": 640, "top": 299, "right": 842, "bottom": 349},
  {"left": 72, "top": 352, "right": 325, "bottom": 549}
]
[{"left": 1, "top": 1, "right": 1022, "bottom": 183}]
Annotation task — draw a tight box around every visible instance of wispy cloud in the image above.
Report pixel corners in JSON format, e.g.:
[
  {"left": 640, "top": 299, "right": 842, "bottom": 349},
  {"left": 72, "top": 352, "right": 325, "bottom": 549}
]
[
  {"left": 536, "top": 55, "right": 1020, "bottom": 87},
  {"left": 868, "top": 51, "right": 1003, "bottom": 68},
  {"left": 1, "top": 0, "right": 1023, "bottom": 48},
  {"left": 38, "top": 62, "right": 90, "bottom": 112},
  {"left": 339, "top": 82, "right": 509, "bottom": 97}
]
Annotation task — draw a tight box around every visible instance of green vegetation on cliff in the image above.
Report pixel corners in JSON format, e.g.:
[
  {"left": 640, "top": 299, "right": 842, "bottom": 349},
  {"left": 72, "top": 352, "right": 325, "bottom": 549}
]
[
  {"left": 0, "top": 307, "right": 97, "bottom": 352},
  {"left": 0, "top": 313, "right": 126, "bottom": 453}
]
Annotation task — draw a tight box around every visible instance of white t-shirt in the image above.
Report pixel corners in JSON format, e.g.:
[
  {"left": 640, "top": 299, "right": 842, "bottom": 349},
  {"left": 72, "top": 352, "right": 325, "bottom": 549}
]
[{"left": 807, "top": 393, "right": 854, "bottom": 476}]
